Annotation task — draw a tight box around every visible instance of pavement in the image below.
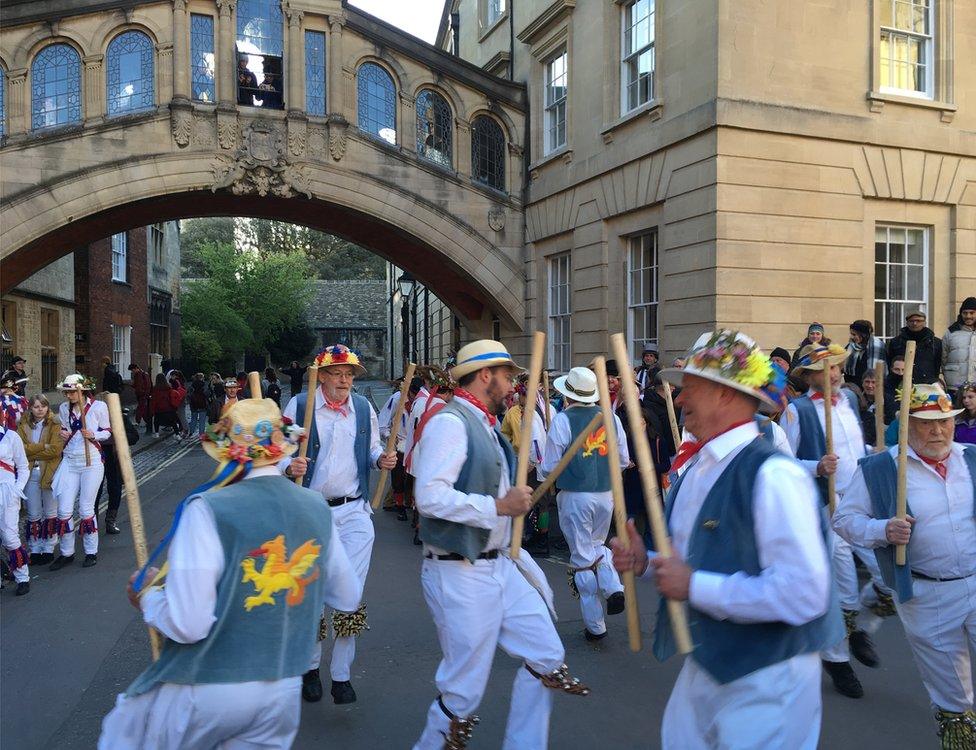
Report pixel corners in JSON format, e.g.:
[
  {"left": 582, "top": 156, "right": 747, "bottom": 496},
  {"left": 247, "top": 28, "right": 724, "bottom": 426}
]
[{"left": 1, "top": 435, "right": 943, "bottom": 749}]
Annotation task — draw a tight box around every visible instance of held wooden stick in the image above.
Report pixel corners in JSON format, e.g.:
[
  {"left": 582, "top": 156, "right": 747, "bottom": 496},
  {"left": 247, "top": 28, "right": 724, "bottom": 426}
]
[
  {"left": 528, "top": 411, "right": 604, "bottom": 506},
  {"left": 79, "top": 388, "right": 91, "bottom": 467},
  {"left": 823, "top": 370, "right": 836, "bottom": 516},
  {"left": 248, "top": 371, "right": 262, "bottom": 399},
  {"left": 874, "top": 361, "right": 886, "bottom": 453},
  {"left": 541, "top": 371, "right": 552, "bottom": 430},
  {"left": 510, "top": 331, "right": 546, "bottom": 560},
  {"left": 662, "top": 382, "right": 682, "bottom": 449},
  {"left": 594, "top": 355, "right": 642, "bottom": 652},
  {"left": 610, "top": 333, "right": 694, "bottom": 655},
  {"left": 371, "top": 363, "right": 417, "bottom": 509},
  {"left": 106, "top": 393, "right": 162, "bottom": 661},
  {"left": 895, "top": 340, "right": 917, "bottom": 566},
  {"left": 293, "top": 365, "right": 319, "bottom": 485}
]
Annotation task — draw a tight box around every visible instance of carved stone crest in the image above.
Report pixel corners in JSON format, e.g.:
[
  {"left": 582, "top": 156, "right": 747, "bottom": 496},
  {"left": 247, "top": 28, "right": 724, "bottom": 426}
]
[
  {"left": 488, "top": 207, "right": 506, "bottom": 232},
  {"left": 171, "top": 108, "right": 192, "bottom": 148},
  {"left": 211, "top": 120, "right": 311, "bottom": 198}
]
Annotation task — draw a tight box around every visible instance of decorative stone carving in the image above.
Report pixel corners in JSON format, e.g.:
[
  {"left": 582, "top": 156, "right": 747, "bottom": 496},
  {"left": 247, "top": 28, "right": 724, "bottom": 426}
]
[
  {"left": 211, "top": 120, "right": 312, "bottom": 198},
  {"left": 488, "top": 207, "right": 506, "bottom": 232},
  {"left": 218, "top": 121, "right": 237, "bottom": 150},
  {"left": 171, "top": 108, "right": 192, "bottom": 148},
  {"left": 173, "top": 0, "right": 188, "bottom": 11},
  {"left": 308, "top": 127, "right": 328, "bottom": 157},
  {"left": 289, "top": 130, "right": 307, "bottom": 157},
  {"left": 193, "top": 115, "right": 216, "bottom": 148},
  {"left": 327, "top": 115, "right": 348, "bottom": 162}
]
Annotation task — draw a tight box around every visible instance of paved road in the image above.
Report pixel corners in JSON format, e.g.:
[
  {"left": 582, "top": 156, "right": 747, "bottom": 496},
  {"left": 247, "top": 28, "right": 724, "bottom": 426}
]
[{"left": 1, "top": 443, "right": 941, "bottom": 749}]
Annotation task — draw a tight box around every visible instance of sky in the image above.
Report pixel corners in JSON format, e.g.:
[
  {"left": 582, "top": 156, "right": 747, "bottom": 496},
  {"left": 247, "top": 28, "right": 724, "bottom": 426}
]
[{"left": 349, "top": 0, "right": 445, "bottom": 44}]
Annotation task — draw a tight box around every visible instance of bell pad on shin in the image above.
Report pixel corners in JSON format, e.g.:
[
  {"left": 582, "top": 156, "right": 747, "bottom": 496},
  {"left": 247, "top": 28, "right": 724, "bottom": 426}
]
[{"left": 525, "top": 663, "right": 591, "bottom": 696}]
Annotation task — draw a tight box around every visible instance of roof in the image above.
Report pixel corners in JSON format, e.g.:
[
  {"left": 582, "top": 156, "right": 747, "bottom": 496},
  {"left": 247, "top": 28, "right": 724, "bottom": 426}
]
[{"left": 304, "top": 280, "right": 388, "bottom": 330}]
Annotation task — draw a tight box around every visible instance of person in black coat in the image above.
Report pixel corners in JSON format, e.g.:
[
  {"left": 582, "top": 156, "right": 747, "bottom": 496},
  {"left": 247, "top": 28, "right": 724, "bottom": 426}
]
[
  {"left": 885, "top": 309, "right": 943, "bottom": 384},
  {"left": 101, "top": 356, "right": 124, "bottom": 394}
]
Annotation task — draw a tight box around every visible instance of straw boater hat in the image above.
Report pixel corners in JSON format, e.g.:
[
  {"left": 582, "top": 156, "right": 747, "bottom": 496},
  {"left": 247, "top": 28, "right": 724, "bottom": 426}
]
[
  {"left": 223, "top": 377, "right": 241, "bottom": 389},
  {"left": 791, "top": 343, "right": 849, "bottom": 376},
  {"left": 202, "top": 398, "right": 305, "bottom": 468},
  {"left": 903, "top": 382, "right": 964, "bottom": 420},
  {"left": 660, "top": 330, "right": 786, "bottom": 411},
  {"left": 553, "top": 367, "right": 600, "bottom": 404},
  {"left": 314, "top": 344, "right": 367, "bottom": 378},
  {"left": 56, "top": 373, "right": 97, "bottom": 392},
  {"left": 450, "top": 340, "right": 523, "bottom": 381}
]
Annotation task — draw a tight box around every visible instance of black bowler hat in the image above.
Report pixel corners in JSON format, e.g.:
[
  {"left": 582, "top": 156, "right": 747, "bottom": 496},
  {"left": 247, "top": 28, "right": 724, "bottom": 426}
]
[{"left": 12, "top": 356, "right": 25, "bottom": 364}]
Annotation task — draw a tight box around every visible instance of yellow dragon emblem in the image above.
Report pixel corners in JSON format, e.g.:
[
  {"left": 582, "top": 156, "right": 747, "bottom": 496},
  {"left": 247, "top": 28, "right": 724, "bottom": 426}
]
[
  {"left": 582, "top": 426, "right": 608, "bottom": 458},
  {"left": 240, "top": 534, "right": 321, "bottom": 612}
]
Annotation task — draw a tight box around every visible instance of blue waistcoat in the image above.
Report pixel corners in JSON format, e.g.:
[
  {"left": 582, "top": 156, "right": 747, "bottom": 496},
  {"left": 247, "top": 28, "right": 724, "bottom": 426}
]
[
  {"left": 295, "top": 391, "right": 371, "bottom": 498},
  {"left": 556, "top": 406, "right": 611, "bottom": 493},
  {"left": 858, "top": 445, "right": 976, "bottom": 604},
  {"left": 754, "top": 414, "right": 774, "bottom": 442},
  {"left": 418, "top": 400, "right": 516, "bottom": 562},
  {"left": 125, "top": 476, "right": 333, "bottom": 696},
  {"left": 792, "top": 389, "right": 861, "bottom": 504},
  {"left": 653, "top": 437, "right": 843, "bottom": 684}
]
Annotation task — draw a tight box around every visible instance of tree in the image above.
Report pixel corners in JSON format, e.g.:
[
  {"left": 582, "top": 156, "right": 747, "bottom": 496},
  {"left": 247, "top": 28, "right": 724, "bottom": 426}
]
[
  {"left": 267, "top": 321, "right": 319, "bottom": 365},
  {"left": 180, "top": 217, "right": 235, "bottom": 276}
]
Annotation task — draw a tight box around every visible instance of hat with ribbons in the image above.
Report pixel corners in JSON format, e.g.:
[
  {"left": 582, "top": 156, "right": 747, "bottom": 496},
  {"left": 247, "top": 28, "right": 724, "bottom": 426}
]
[
  {"left": 450, "top": 340, "right": 522, "bottom": 381},
  {"left": 202, "top": 398, "right": 305, "bottom": 468},
  {"left": 57, "top": 373, "right": 97, "bottom": 392},
  {"left": 553, "top": 367, "right": 600, "bottom": 404},
  {"left": 314, "top": 344, "right": 367, "bottom": 378},
  {"left": 898, "top": 382, "right": 964, "bottom": 420},
  {"left": 791, "top": 343, "right": 849, "bottom": 375}
]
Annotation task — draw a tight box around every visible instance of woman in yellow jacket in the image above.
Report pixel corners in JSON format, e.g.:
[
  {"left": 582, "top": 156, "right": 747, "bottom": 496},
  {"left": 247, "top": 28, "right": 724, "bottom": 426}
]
[{"left": 18, "top": 395, "right": 64, "bottom": 565}]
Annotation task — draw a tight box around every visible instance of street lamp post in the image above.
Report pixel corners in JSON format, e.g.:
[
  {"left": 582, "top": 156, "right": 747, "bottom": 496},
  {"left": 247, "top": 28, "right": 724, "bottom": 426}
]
[{"left": 397, "top": 271, "right": 416, "bottom": 375}]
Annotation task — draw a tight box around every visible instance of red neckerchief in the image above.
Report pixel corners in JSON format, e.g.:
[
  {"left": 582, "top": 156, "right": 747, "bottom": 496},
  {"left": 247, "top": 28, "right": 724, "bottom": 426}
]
[
  {"left": 810, "top": 391, "right": 840, "bottom": 406},
  {"left": 324, "top": 397, "right": 349, "bottom": 417},
  {"left": 453, "top": 388, "right": 497, "bottom": 427},
  {"left": 919, "top": 453, "right": 949, "bottom": 481},
  {"left": 669, "top": 419, "right": 755, "bottom": 474}
]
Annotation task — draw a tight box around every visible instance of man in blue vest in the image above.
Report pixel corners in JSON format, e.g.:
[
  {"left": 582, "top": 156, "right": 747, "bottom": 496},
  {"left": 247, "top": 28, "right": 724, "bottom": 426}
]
[
  {"left": 612, "top": 329, "right": 839, "bottom": 749},
  {"left": 540, "top": 366, "right": 629, "bottom": 641},
  {"left": 99, "top": 397, "right": 361, "bottom": 749},
  {"left": 412, "top": 339, "right": 589, "bottom": 750},
  {"left": 282, "top": 344, "right": 396, "bottom": 706},
  {"left": 834, "top": 382, "right": 976, "bottom": 749},
  {"left": 783, "top": 342, "right": 882, "bottom": 698}
]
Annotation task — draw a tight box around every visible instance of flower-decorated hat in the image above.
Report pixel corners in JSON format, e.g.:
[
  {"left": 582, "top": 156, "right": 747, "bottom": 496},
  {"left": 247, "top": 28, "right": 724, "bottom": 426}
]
[
  {"left": 416, "top": 364, "right": 457, "bottom": 391},
  {"left": 791, "top": 343, "right": 849, "bottom": 375},
  {"left": 553, "top": 367, "right": 599, "bottom": 404},
  {"left": 900, "top": 382, "right": 964, "bottom": 420},
  {"left": 451, "top": 340, "right": 522, "bottom": 380},
  {"left": 57, "top": 373, "right": 97, "bottom": 392},
  {"left": 0, "top": 376, "right": 25, "bottom": 391},
  {"left": 661, "top": 330, "right": 787, "bottom": 411},
  {"left": 314, "top": 344, "right": 367, "bottom": 378},
  {"left": 202, "top": 398, "right": 305, "bottom": 468}
]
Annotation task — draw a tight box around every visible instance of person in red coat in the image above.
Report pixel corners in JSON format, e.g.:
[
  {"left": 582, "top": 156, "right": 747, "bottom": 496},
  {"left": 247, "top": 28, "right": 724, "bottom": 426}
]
[{"left": 128, "top": 364, "right": 152, "bottom": 428}]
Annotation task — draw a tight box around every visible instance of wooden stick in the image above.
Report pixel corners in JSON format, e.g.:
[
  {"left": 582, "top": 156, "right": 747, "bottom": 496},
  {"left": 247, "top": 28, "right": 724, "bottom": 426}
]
[
  {"left": 874, "top": 361, "right": 886, "bottom": 453},
  {"left": 541, "top": 371, "right": 551, "bottom": 430},
  {"left": 293, "top": 365, "right": 319, "bottom": 485},
  {"left": 823, "top": 369, "right": 836, "bottom": 516},
  {"left": 510, "top": 331, "right": 546, "bottom": 559},
  {"left": 106, "top": 392, "right": 161, "bottom": 661},
  {"left": 895, "top": 341, "right": 916, "bottom": 566},
  {"left": 594, "top": 355, "right": 642, "bottom": 652},
  {"left": 662, "top": 382, "right": 682, "bottom": 449},
  {"left": 610, "top": 333, "right": 693, "bottom": 655},
  {"left": 79, "top": 388, "right": 91, "bottom": 467},
  {"left": 371, "top": 363, "right": 417, "bottom": 508},
  {"left": 248, "top": 371, "right": 262, "bottom": 399},
  {"left": 529, "top": 411, "right": 604, "bottom": 506}
]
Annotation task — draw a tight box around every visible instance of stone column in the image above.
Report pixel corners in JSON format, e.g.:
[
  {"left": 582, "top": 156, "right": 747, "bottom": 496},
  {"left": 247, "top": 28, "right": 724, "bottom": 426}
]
[
  {"left": 327, "top": 15, "right": 344, "bottom": 116},
  {"left": 83, "top": 54, "right": 104, "bottom": 123},
  {"left": 455, "top": 117, "right": 471, "bottom": 175},
  {"left": 157, "top": 43, "right": 175, "bottom": 104},
  {"left": 7, "top": 68, "right": 28, "bottom": 135},
  {"left": 285, "top": 8, "right": 304, "bottom": 114},
  {"left": 216, "top": 0, "right": 237, "bottom": 106},
  {"left": 400, "top": 91, "right": 416, "bottom": 152},
  {"left": 171, "top": 0, "right": 190, "bottom": 101}
]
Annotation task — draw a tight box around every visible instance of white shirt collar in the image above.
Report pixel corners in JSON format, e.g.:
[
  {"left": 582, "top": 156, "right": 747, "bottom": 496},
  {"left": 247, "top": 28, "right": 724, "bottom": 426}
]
[
  {"left": 702, "top": 421, "right": 760, "bottom": 463},
  {"left": 246, "top": 465, "right": 282, "bottom": 479}
]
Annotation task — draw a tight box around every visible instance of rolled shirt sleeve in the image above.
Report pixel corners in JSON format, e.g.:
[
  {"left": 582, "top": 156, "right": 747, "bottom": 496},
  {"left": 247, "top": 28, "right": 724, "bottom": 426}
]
[{"left": 832, "top": 467, "right": 890, "bottom": 549}]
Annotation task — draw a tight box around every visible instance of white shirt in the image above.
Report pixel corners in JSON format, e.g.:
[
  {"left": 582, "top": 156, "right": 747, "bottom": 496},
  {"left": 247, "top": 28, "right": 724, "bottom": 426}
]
[
  {"left": 280, "top": 387, "right": 383, "bottom": 500},
  {"left": 414, "top": 397, "right": 511, "bottom": 554},
  {"left": 646, "top": 422, "right": 830, "bottom": 626},
  {"left": 783, "top": 390, "right": 867, "bottom": 495},
  {"left": 377, "top": 391, "right": 405, "bottom": 450},
  {"left": 683, "top": 419, "right": 793, "bottom": 464},
  {"left": 141, "top": 466, "right": 362, "bottom": 643},
  {"left": 0, "top": 427, "right": 30, "bottom": 493},
  {"left": 59, "top": 399, "right": 111, "bottom": 458},
  {"left": 833, "top": 443, "right": 976, "bottom": 580},
  {"left": 538, "top": 406, "right": 629, "bottom": 480},
  {"left": 404, "top": 389, "right": 447, "bottom": 475},
  {"left": 528, "top": 399, "right": 556, "bottom": 468}
]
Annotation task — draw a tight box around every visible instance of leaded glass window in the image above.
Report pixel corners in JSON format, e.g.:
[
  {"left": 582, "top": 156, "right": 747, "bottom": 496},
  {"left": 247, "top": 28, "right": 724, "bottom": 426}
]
[
  {"left": 305, "top": 31, "right": 326, "bottom": 116},
  {"left": 106, "top": 30, "right": 155, "bottom": 116},
  {"left": 31, "top": 44, "right": 82, "bottom": 130},
  {"left": 191, "top": 14, "right": 216, "bottom": 103},
  {"left": 471, "top": 115, "right": 505, "bottom": 192},
  {"left": 416, "top": 90, "right": 452, "bottom": 168},
  {"left": 357, "top": 62, "right": 396, "bottom": 145},
  {"left": 237, "top": 0, "right": 284, "bottom": 109}
]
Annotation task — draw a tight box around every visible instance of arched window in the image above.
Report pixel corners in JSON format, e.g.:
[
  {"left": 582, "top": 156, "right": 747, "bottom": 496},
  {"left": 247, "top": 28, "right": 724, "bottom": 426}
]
[
  {"left": 31, "top": 44, "right": 82, "bottom": 130},
  {"left": 357, "top": 62, "right": 396, "bottom": 145},
  {"left": 415, "top": 90, "right": 452, "bottom": 168},
  {"left": 236, "top": 0, "right": 284, "bottom": 109},
  {"left": 471, "top": 116, "right": 506, "bottom": 192},
  {"left": 106, "top": 31, "right": 155, "bottom": 116}
]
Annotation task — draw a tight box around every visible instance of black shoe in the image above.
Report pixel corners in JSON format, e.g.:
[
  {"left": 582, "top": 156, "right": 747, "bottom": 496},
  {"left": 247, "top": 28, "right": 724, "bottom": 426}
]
[
  {"left": 849, "top": 630, "right": 879, "bottom": 668},
  {"left": 606, "top": 591, "right": 625, "bottom": 616},
  {"left": 412, "top": 530, "right": 422, "bottom": 546},
  {"left": 331, "top": 680, "right": 357, "bottom": 704},
  {"left": 15, "top": 581, "right": 30, "bottom": 596},
  {"left": 83, "top": 554, "right": 98, "bottom": 568},
  {"left": 30, "top": 552, "right": 53, "bottom": 566},
  {"left": 822, "top": 660, "right": 864, "bottom": 699},
  {"left": 301, "top": 669, "right": 323, "bottom": 703},
  {"left": 584, "top": 628, "right": 608, "bottom": 642},
  {"left": 396, "top": 508, "right": 408, "bottom": 521},
  {"left": 105, "top": 520, "right": 121, "bottom": 535},
  {"left": 50, "top": 555, "right": 75, "bottom": 571}
]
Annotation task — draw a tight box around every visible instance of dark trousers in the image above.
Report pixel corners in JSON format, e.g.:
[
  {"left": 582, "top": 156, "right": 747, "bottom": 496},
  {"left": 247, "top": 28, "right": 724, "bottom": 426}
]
[{"left": 100, "top": 444, "right": 124, "bottom": 522}]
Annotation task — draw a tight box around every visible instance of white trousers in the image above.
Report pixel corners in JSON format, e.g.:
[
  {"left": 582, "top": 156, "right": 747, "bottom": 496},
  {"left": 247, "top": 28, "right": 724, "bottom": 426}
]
[
  {"left": 557, "top": 490, "right": 624, "bottom": 635},
  {"left": 897, "top": 576, "right": 976, "bottom": 713},
  {"left": 413, "top": 555, "right": 565, "bottom": 750},
  {"left": 822, "top": 524, "right": 858, "bottom": 662},
  {"left": 662, "top": 653, "right": 822, "bottom": 750},
  {"left": 54, "top": 455, "right": 104, "bottom": 556},
  {"left": 308, "top": 499, "right": 374, "bottom": 681},
  {"left": 98, "top": 678, "right": 301, "bottom": 750},
  {"left": 1, "top": 482, "right": 28, "bottom": 583},
  {"left": 25, "top": 467, "right": 58, "bottom": 554}
]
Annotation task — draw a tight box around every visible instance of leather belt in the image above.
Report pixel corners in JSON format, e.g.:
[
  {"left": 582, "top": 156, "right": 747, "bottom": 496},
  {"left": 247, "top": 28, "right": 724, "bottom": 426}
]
[
  {"left": 326, "top": 495, "right": 362, "bottom": 508},
  {"left": 424, "top": 550, "right": 500, "bottom": 561},
  {"left": 911, "top": 570, "right": 974, "bottom": 583}
]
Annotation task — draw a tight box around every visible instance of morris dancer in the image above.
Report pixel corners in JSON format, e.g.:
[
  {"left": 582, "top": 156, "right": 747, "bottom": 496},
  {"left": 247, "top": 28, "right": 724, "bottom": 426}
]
[
  {"left": 0, "top": 375, "right": 28, "bottom": 429},
  {"left": 539, "top": 366, "right": 628, "bottom": 641},
  {"left": 0, "top": 396, "right": 30, "bottom": 595},
  {"left": 833, "top": 383, "right": 976, "bottom": 749},
  {"left": 612, "top": 330, "right": 839, "bottom": 749},
  {"left": 98, "top": 398, "right": 361, "bottom": 749},
  {"left": 412, "top": 340, "right": 588, "bottom": 750},
  {"left": 379, "top": 377, "right": 422, "bottom": 519},
  {"left": 17, "top": 395, "right": 64, "bottom": 565},
  {"left": 52, "top": 374, "right": 111, "bottom": 570},
  {"left": 283, "top": 344, "right": 396, "bottom": 705},
  {"left": 220, "top": 377, "right": 241, "bottom": 416}
]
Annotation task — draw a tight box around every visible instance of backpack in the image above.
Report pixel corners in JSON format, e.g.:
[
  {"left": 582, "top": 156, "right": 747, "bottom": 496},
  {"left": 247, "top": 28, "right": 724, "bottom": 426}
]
[
  {"left": 189, "top": 382, "right": 208, "bottom": 410},
  {"left": 267, "top": 381, "right": 282, "bottom": 405}
]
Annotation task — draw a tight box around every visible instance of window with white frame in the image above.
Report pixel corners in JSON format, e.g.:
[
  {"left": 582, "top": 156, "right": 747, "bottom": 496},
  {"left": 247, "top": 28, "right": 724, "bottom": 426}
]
[
  {"left": 627, "top": 231, "right": 658, "bottom": 360},
  {"left": 148, "top": 223, "right": 165, "bottom": 265},
  {"left": 548, "top": 253, "right": 571, "bottom": 372},
  {"left": 111, "top": 232, "right": 127, "bottom": 282},
  {"left": 622, "top": 0, "right": 655, "bottom": 113},
  {"left": 879, "top": 0, "right": 934, "bottom": 97},
  {"left": 485, "top": 0, "right": 507, "bottom": 28},
  {"left": 544, "top": 50, "right": 568, "bottom": 154},
  {"left": 874, "top": 225, "right": 928, "bottom": 339},
  {"left": 111, "top": 324, "right": 132, "bottom": 373}
]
